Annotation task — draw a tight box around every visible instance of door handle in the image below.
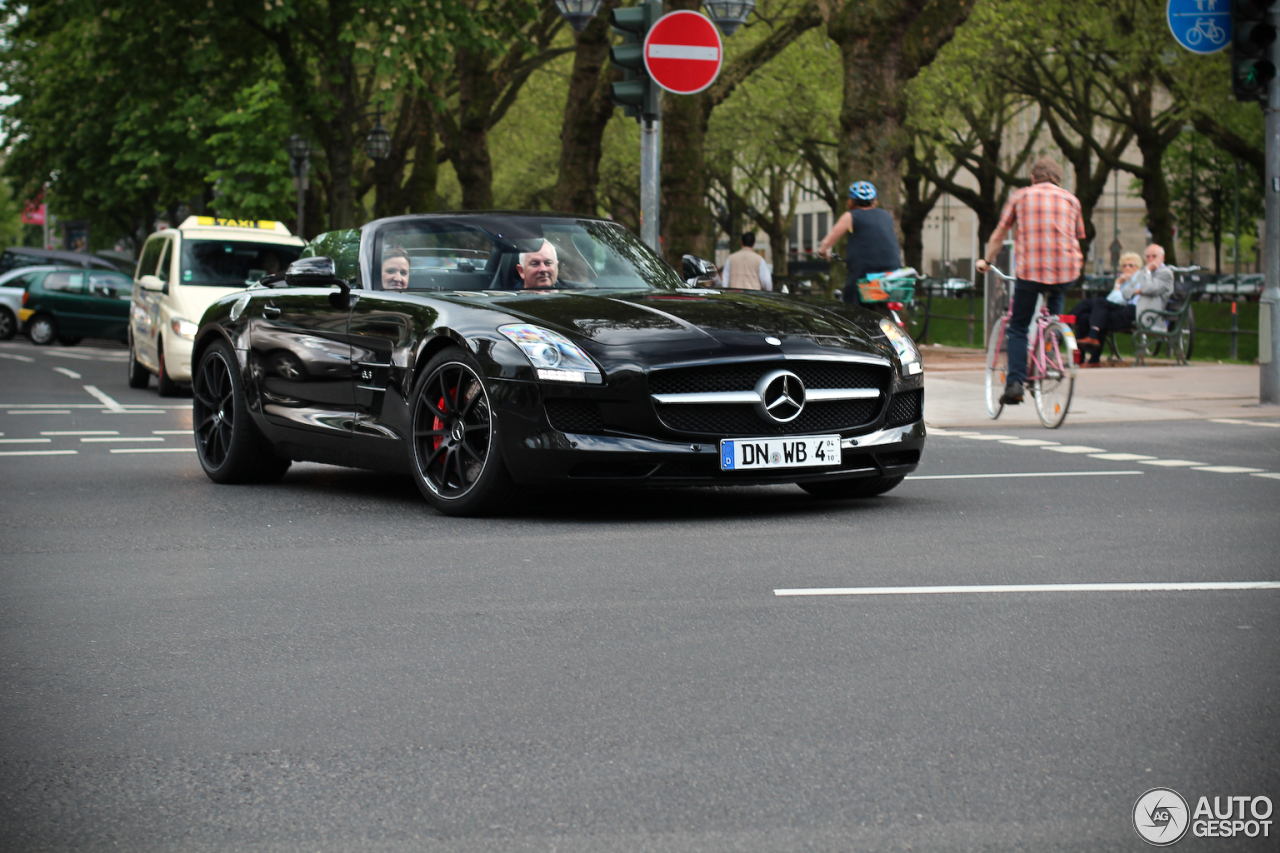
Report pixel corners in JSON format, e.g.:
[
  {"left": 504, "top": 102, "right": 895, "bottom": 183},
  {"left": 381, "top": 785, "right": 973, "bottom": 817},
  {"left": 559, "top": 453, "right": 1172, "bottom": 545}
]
[{"left": 263, "top": 305, "right": 281, "bottom": 319}]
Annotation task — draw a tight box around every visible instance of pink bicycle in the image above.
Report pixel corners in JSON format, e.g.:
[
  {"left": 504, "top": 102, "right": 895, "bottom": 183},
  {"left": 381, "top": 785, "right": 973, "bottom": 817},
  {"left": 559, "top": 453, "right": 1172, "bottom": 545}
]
[{"left": 984, "top": 265, "right": 1079, "bottom": 428}]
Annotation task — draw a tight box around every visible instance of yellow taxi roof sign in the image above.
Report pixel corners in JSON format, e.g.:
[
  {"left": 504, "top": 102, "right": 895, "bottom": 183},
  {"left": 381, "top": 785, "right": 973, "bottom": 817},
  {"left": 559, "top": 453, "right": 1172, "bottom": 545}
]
[{"left": 179, "top": 215, "right": 293, "bottom": 235}]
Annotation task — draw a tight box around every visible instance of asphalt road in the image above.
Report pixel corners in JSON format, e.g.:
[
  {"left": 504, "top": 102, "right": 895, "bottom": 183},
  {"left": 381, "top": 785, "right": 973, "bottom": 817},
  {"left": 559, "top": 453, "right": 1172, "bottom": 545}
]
[{"left": 2, "top": 338, "right": 1278, "bottom": 852}]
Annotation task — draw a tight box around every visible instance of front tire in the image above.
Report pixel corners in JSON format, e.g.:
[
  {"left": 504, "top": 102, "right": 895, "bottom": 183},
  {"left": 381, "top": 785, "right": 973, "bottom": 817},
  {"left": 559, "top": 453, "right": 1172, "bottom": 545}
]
[
  {"left": 193, "top": 340, "right": 290, "bottom": 484},
  {"left": 800, "top": 475, "right": 905, "bottom": 499},
  {"left": 28, "top": 314, "right": 57, "bottom": 346},
  {"left": 0, "top": 307, "right": 16, "bottom": 341},
  {"left": 409, "top": 347, "right": 516, "bottom": 516},
  {"left": 984, "top": 315, "right": 1008, "bottom": 419},
  {"left": 156, "top": 339, "right": 182, "bottom": 397},
  {"left": 127, "top": 335, "right": 150, "bottom": 389}
]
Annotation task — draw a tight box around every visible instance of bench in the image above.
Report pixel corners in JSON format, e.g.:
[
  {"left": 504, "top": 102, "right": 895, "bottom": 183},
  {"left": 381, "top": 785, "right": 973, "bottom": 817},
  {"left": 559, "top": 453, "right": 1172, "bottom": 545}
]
[{"left": 1102, "top": 277, "right": 1200, "bottom": 365}]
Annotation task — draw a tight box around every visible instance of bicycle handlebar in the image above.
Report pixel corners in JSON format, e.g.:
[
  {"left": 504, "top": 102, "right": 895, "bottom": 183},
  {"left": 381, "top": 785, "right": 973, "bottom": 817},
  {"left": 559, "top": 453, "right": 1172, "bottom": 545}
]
[{"left": 981, "top": 264, "right": 1015, "bottom": 281}]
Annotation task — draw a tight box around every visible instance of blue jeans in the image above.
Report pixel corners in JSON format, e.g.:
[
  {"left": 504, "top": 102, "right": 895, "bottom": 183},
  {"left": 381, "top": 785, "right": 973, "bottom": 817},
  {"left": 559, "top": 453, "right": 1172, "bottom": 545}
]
[{"left": 1006, "top": 279, "right": 1067, "bottom": 386}]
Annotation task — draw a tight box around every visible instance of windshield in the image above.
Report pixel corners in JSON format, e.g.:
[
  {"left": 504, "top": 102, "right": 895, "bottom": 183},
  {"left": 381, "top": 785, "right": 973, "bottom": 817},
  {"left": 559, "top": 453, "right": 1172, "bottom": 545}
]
[
  {"left": 372, "top": 216, "right": 681, "bottom": 293},
  {"left": 180, "top": 239, "right": 303, "bottom": 287}
]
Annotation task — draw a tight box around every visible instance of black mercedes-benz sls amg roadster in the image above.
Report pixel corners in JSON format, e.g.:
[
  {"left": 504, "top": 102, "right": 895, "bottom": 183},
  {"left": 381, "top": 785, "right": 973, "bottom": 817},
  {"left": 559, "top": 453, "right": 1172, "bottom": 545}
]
[{"left": 190, "top": 213, "right": 925, "bottom": 515}]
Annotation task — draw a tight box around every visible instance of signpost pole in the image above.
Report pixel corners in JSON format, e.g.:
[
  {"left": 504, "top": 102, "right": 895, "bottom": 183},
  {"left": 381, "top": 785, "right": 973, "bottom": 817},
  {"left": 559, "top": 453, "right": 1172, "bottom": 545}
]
[
  {"left": 640, "top": 114, "right": 661, "bottom": 251},
  {"left": 1261, "top": 9, "right": 1280, "bottom": 403}
]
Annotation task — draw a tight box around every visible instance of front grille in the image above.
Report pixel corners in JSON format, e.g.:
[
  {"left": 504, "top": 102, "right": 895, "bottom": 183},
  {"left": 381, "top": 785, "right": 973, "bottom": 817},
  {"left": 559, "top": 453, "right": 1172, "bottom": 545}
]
[
  {"left": 545, "top": 399, "right": 606, "bottom": 434},
  {"left": 650, "top": 361, "right": 888, "bottom": 395},
  {"left": 656, "top": 399, "right": 879, "bottom": 436},
  {"left": 885, "top": 388, "right": 923, "bottom": 427}
]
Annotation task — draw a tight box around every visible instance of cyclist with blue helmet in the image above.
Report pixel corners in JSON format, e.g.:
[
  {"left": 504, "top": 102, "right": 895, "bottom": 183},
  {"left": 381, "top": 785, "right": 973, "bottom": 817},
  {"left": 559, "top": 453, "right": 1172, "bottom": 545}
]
[{"left": 817, "top": 181, "right": 902, "bottom": 305}]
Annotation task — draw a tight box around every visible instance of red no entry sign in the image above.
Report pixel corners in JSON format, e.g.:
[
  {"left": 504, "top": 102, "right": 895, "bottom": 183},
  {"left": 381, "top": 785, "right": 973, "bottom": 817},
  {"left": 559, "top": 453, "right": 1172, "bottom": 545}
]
[{"left": 644, "top": 10, "right": 723, "bottom": 95}]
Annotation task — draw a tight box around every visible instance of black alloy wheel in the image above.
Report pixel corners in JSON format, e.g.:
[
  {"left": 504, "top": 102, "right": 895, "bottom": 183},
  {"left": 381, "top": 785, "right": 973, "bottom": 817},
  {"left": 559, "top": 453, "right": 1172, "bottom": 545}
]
[
  {"left": 799, "top": 474, "right": 905, "bottom": 500},
  {"left": 410, "top": 348, "right": 516, "bottom": 516},
  {"left": 0, "top": 307, "right": 16, "bottom": 341},
  {"left": 192, "top": 340, "right": 290, "bottom": 484},
  {"left": 28, "top": 314, "right": 57, "bottom": 346},
  {"left": 126, "top": 333, "right": 150, "bottom": 388}
]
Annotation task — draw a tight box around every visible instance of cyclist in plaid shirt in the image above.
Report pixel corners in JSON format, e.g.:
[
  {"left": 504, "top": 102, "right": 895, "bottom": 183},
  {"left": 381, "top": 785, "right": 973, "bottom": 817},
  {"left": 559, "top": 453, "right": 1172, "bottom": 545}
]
[{"left": 976, "top": 157, "right": 1085, "bottom": 404}]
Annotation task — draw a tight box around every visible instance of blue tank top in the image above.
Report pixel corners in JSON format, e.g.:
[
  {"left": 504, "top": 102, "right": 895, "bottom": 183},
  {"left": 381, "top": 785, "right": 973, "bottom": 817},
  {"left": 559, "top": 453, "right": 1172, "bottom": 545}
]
[{"left": 844, "top": 207, "right": 901, "bottom": 300}]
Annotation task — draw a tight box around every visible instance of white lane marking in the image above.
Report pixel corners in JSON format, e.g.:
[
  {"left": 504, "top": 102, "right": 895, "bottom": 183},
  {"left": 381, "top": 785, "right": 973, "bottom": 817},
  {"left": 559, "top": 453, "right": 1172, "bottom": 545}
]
[
  {"left": 0, "top": 353, "right": 34, "bottom": 363},
  {"left": 1000, "top": 438, "right": 1060, "bottom": 446},
  {"left": 0, "top": 438, "right": 51, "bottom": 444},
  {"left": 7, "top": 410, "right": 71, "bottom": 415},
  {"left": 47, "top": 351, "right": 94, "bottom": 361},
  {"left": 1210, "top": 418, "right": 1280, "bottom": 428},
  {"left": 42, "top": 431, "right": 119, "bottom": 436},
  {"left": 0, "top": 449, "right": 77, "bottom": 457},
  {"left": 774, "top": 581, "right": 1280, "bottom": 597},
  {"left": 106, "top": 409, "right": 167, "bottom": 415},
  {"left": 83, "top": 385, "right": 125, "bottom": 412},
  {"left": 1089, "top": 452, "right": 1157, "bottom": 461},
  {"left": 1253, "top": 472, "right": 1280, "bottom": 480},
  {"left": 1139, "top": 459, "right": 1205, "bottom": 467},
  {"left": 109, "top": 447, "right": 197, "bottom": 454},
  {"left": 1193, "top": 465, "right": 1266, "bottom": 474},
  {"left": 0, "top": 403, "right": 188, "bottom": 409},
  {"left": 54, "top": 367, "right": 81, "bottom": 379},
  {"left": 909, "top": 470, "right": 1142, "bottom": 480},
  {"left": 80, "top": 436, "right": 164, "bottom": 443},
  {"left": 958, "top": 434, "right": 1018, "bottom": 441},
  {"left": 153, "top": 430, "right": 193, "bottom": 435},
  {"left": 1043, "top": 445, "right": 1107, "bottom": 454}
]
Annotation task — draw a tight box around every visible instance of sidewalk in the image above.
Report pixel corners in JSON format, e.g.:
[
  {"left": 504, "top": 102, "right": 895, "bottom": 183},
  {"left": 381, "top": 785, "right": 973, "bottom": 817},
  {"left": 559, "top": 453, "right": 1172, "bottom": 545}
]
[{"left": 919, "top": 344, "right": 1280, "bottom": 428}]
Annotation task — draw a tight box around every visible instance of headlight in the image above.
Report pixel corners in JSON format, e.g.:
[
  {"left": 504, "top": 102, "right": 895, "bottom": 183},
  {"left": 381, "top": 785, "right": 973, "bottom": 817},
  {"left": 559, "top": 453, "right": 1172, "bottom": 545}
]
[
  {"left": 170, "top": 317, "right": 198, "bottom": 340},
  {"left": 498, "top": 323, "right": 601, "bottom": 384},
  {"left": 879, "top": 318, "right": 922, "bottom": 376}
]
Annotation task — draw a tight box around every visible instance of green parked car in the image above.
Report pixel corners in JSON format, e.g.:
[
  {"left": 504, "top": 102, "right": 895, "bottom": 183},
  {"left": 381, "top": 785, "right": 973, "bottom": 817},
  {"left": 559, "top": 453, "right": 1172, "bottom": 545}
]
[{"left": 18, "top": 267, "right": 135, "bottom": 346}]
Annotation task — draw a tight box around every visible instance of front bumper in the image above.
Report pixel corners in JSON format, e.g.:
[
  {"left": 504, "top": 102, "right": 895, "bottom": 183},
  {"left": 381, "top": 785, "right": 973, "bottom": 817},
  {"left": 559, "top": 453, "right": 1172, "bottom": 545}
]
[{"left": 490, "top": 377, "right": 926, "bottom": 487}]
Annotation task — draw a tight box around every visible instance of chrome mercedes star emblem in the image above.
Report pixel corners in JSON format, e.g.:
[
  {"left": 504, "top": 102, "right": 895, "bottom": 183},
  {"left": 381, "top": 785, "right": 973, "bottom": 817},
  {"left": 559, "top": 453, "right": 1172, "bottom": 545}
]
[{"left": 754, "top": 369, "right": 806, "bottom": 424}]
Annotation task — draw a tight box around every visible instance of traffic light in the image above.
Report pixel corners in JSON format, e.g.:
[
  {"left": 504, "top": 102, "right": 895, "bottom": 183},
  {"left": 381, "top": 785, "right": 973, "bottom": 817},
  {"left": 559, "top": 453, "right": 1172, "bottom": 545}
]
[
  {"left": 610, "top": 0, "right": 662, "bottom": 120},
  {"left": 1232, "top": 0, "right": 1277, "bottom": 102}
]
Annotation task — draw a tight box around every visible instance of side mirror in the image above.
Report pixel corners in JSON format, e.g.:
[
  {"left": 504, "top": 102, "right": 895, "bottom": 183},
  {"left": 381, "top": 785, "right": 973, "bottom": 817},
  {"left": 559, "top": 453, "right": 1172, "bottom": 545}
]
[
  {"left": 285, "top": 256, "right": 339, "bottom": 285},
  {"left": 682, "top": 254, "right": 717, "bottom": 279},
  {"left": 138, "top": 274, "right": 165, "bottom": 293}
]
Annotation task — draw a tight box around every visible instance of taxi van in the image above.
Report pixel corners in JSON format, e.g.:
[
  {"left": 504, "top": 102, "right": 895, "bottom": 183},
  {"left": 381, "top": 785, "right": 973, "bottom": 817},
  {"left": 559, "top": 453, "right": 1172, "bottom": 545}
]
[{"left": 128, "top": 216, "right": 304, "bottom": 395}]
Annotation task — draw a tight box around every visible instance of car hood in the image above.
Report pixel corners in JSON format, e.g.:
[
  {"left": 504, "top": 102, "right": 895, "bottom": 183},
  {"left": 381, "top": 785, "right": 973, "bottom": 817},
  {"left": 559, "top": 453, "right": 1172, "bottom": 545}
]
[{"left": 482, "top": 289, "right": 884, "bottom": 350}]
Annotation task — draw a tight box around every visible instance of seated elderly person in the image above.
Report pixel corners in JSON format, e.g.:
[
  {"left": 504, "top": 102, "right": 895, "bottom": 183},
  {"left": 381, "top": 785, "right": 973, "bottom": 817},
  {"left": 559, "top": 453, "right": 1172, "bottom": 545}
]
[
  {"left": 516, "top": 241, "right": 560, "bottom": 289},
  {"left": 1070, "top": 244, "right": 1173, "bottom": 364}
]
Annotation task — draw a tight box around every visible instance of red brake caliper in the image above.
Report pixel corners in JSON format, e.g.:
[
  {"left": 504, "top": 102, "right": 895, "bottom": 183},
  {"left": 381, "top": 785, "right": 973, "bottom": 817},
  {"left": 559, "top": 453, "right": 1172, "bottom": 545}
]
[{"left": 431, "top": 386, "right": 459, "bottom": 452}]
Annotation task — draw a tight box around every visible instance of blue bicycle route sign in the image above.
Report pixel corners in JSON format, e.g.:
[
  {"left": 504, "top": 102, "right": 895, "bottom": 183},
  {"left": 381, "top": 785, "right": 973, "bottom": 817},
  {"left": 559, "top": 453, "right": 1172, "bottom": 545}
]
[{"left": 1167, "top": 0, "right": 1232, "bottom": 54}]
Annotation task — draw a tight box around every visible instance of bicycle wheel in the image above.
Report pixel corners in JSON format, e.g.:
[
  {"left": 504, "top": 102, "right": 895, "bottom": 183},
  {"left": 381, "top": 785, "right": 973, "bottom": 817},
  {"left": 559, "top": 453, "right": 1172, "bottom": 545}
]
[
  {"left": 1033, "top": 321, "right": 1075, "bottom": 428},
  {"left": 985, "top": 315, "right": 1008, "bottom": 419}
]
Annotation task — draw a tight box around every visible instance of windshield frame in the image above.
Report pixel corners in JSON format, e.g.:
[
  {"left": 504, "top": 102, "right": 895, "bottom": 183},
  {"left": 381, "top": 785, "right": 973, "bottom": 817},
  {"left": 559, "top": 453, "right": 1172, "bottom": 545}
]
[{"left": 361, "top": 214, "right": 683, "bottom": 294}]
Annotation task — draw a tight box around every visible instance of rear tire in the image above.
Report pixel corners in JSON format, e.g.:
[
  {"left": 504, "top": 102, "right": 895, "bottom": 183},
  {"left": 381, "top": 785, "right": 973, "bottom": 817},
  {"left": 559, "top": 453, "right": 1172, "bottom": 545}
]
[
  {"left": 192, "top": 340, "right": 290, "bottom": 484},
  {"left": 126, "top": 335, "right": 150, "bottom": 389},
  {"left": 28, "top": 314, "right": 57, "bottom": 346},
  {"left": 984, "top": 315, "right": 1008, "bottom": 419},
  {"left": 800, "top": 475, "right": 905, "bottom": 499},
  {"left": 156, "top": 339, "right": 182, "bottom": 397},
  {"left": 0, "top": 307, "right": 16, "bottom": 341}
]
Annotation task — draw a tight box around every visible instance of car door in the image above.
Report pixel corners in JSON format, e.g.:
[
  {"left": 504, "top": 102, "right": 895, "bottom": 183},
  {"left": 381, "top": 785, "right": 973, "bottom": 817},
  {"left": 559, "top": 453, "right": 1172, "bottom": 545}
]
[
  {"left": 131, "top": 237, "right": 166, "bottom": 368},
  {"left": 248, "top": 286, "right": 355, "bottom": 437},
  {"left": 37, "top": 270, "right": 93, "bottom": 336},
  {"left": 84, "top": 271, "right": 133, "bottom": 341}
]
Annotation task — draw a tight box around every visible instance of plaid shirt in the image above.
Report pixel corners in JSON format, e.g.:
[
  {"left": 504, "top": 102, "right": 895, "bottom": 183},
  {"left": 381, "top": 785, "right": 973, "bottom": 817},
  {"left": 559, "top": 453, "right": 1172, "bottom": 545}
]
[{"left": 996, "top": 182, "right": 1086, "bottom": 285}]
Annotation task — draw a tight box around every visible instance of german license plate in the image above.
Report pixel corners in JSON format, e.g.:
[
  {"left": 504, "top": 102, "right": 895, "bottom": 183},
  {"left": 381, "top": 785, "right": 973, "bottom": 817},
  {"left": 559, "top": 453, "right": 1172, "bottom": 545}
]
[{"left": 719, "top": 435, "right": 841, "bottom": 471}]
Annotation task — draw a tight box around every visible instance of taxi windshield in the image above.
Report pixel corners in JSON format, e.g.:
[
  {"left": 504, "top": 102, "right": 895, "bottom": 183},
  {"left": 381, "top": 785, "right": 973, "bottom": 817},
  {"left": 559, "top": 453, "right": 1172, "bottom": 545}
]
[
  {"left": 372, "top": 216, "right": 681, "bottom": 292},
  {"left": 180, "top": 239, "right": 303, "bottom": 287}
]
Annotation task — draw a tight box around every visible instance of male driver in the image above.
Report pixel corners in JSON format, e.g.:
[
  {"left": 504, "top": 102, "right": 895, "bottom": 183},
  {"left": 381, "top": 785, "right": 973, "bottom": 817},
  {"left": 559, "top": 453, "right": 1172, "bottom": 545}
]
[
  {"left": 976, "top": 156, "right": 1085, "bottom": 404},
  {"left": 721, "top": 231, "right": 773, "bottom": 291},
  {"left": 517, "top": 241, "right": 559, "bottom": 289}
]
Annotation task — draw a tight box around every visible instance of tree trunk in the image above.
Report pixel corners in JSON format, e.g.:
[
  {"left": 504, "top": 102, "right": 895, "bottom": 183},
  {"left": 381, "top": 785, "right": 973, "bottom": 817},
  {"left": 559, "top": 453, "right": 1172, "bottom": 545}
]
[
  {"left": 553, "top": 1, "right": 620, "bottom": 215},
  {"left": 1134, "top": 130, "right": 1175, "bottom": 265},
  {"left": 455, "top": 47, "right": 497, "bottom": 210}
]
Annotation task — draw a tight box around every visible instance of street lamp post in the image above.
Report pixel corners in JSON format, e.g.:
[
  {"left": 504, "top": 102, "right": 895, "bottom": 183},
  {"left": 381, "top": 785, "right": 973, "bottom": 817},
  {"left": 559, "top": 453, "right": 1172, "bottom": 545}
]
[
  {"left": 553, "top": 0, "right": 605, "bottom": 31},
  {"left": 286, "top": 134, "right": 312, "bottom": 239},
  {"left": 703, "top": 0, "right": 755, "bottom": 35}
]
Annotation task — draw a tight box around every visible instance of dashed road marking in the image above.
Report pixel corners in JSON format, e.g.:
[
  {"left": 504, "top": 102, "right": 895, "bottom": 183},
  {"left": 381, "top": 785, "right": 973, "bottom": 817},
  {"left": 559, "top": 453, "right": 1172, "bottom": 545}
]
[
  {"left": 80, "top": 436, "right": 164, "bottom": 443},
  {"left": 958, "top": 434, "right": 1018, "bottom": 441},
  {"left": 42, "top": 431, "right": 119, "bottom": 436},
  {"left": 53, "top": 367, "right": 81, "bottom": 379},
  {"left": 0, "top": 353, "right": 34, "bottom": 363},
  {"left": 999, "top": 438, "right": 1060, "bottom": 446},
  {"left": 774, "top": 581, "right": 1280, "bottom": 597},
  {"left": 8, "top": 410, "right": 71, "bottom": 415},
  {"left": 0, "top": 438, "right": 50, "bottom": 444},
  {"left": 1210, "top": 418, "right": 1280, "bottom": 428},
  {"left": 83, "top": 385, "right": 124, "bottom": 412},
  {"left": 1193, "top": 465, "right": 1266, "bottom": 474},
  {"left": 110, "top": 447, "right": 197, "bottom": 454},
  {"left": 1089, "top": 452, "right": 1157, "bottom": 461},
  {"left": 1043, "top": 445, "right": 1107, "bottom": 454},
  {"left": 1139, "top": 459, "right": 1205, "bottom": 467},
  {"left": 47, "top": 351, "right": 95, "bottom": 361},
  {"left": 1253, "top": 473, "right": 1280, "bottom": 480},
  {"left": 0, "top": 449, "right": 77, "bottom": 457},
  {"left": 909, "top": 471, "right": 1142, "bottom": 480},
  {"left": 153, "top": 430, "right": 192, "bottom": 435}
]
